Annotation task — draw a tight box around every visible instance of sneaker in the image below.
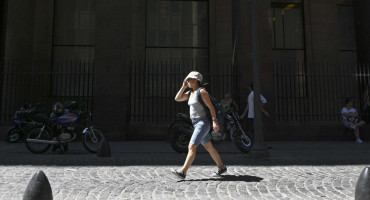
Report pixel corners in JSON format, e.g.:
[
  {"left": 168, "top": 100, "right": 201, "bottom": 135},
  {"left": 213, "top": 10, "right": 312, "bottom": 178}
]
[
  {"left": 171, "top": 169, "right": 186, "bottom": 180},
  {"left": 356, "top": 139, "right": 363, "bottom": 144},
  {"left": 212, "top": 166, "right": 227, "bottom": 176}
]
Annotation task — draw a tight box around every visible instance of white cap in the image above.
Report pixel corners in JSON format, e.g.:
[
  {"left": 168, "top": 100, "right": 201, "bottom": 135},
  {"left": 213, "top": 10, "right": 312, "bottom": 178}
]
[{"left": 185, "top": 71, "right": 203, "bottom": 82}]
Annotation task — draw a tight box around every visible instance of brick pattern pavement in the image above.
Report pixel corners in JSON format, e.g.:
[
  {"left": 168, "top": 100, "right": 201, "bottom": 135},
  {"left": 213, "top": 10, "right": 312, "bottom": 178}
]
[
  {"left": 0, "top": 165, "right": 364, "bottom": 199},
  {"left": 0, "top": 142, "right": 369, "bottom": 199}
]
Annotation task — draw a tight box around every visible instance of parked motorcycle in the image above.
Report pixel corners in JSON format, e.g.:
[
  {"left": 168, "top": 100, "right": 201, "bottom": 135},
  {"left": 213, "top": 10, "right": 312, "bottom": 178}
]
[
  {"left": 25, "top": 101, "right": 104, "bottom": 154},
  {"left": 6, "top": 103, "right": 45, "bottom": 143},
  {"left": 168, "top": 111, "right": 253, "bottom": 153}
]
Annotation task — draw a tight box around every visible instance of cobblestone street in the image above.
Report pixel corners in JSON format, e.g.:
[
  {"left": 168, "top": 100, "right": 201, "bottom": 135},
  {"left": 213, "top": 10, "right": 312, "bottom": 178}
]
[{"left": 0, "top": 141, "right": 369, "bottom": 199}]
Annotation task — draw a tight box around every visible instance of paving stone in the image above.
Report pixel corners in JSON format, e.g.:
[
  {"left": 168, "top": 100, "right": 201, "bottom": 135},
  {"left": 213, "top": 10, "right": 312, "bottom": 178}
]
[{"left": 1, "top": 141, "right": 370, "bottom": 199}]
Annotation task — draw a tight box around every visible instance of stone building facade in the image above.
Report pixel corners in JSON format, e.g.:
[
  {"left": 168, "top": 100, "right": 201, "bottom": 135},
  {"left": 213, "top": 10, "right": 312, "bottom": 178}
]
[{"left": 1, "top": 0, "right": 369, "bottom": 140}]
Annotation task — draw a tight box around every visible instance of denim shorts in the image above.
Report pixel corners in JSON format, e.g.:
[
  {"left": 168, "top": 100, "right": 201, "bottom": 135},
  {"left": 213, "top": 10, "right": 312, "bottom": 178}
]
[{"left": 190, "top": 117, "right": 211, "bottom": 146}]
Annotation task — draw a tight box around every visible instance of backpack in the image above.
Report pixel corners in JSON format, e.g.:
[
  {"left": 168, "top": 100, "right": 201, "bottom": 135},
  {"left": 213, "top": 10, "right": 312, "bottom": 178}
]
[{"left": 196, "top": 88, "right": 225, "bottom": 130}]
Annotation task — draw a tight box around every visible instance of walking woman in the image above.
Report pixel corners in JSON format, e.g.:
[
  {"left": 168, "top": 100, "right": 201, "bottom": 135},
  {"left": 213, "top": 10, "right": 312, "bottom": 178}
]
[{"left": 172, "top": 71, "right": 227, "bottom": 179}]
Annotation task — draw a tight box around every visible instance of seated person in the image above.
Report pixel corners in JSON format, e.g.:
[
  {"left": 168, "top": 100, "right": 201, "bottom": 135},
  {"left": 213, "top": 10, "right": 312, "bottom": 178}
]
[
  {"left": 220, "top": 93, "right": 238, "bottom": 140},
  {"left": 220, "top": 92, "right": 238, "bottom": 114},
  {"left": 342, "top": 98, "right": 366, "bottom": 143}
]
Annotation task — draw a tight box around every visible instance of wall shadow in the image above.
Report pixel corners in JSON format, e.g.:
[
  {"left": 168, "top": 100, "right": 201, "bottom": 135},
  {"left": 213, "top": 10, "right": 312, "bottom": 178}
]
[{"left": 1, "top": 142, "right": 370, "bottom": 166}]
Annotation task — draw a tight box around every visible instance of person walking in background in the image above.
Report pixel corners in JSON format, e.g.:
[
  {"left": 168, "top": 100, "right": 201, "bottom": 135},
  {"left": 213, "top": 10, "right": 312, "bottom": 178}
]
[
  {"left": 342, "top": 98, "right": 366, "bottom": 144},
  {"left": 172, "top": 71, "right": 227, "bottom": 180},
  {"left": 240, "top": 83, "right": 269, "bottom": 136}
]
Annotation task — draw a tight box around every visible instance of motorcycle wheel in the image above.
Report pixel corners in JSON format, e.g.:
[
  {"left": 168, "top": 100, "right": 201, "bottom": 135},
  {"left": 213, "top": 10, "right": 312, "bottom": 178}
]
[
  {"left": 58, "top": 144, "right": 68, "bottom": 154},
  {"left": 233, "top": 130, "right": 252, "bottom": 153},
  {"left": 6, "top": 127, "right": 22, "bottom": 143},
  {"left": 25, "top": 127, "right": 52, "bottom": 154},
  {"left": 170, "top": 129, "right": 190, "bottom": 153},
  {"left": 82, "top": 127, "right": 104, "bottom": 153}
]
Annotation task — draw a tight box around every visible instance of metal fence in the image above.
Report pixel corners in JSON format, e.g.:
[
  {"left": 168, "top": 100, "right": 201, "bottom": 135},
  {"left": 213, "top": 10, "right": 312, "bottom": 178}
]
[
  {"left": 273, "top": 62, "right": 370, "bottom": 122},
  {"left": 0, "top": 60, "right": 94, "bottom": 123},
  {"left": 129, "top": 60, "right": 238, "bottom": 124},
  {"left": 130, "top": 60, "right": 370, "bottom": 124},
  {"left": 2, "top": 59, "right": 369, "bottom": 125}
]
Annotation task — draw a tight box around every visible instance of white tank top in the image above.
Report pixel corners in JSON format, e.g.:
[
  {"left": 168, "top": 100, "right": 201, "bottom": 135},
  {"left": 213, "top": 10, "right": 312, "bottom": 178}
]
[{"left": 188, "top": 89, "right": 206, "bottom": 119}]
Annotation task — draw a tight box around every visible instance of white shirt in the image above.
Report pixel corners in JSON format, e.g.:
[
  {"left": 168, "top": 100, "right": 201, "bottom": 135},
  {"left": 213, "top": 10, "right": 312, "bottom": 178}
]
[
  {"left": 248, "top": 91, "right": 267, "bottom": 118},
  {"left": 341, "top": 107, "right": 356, "bottom": 121}
]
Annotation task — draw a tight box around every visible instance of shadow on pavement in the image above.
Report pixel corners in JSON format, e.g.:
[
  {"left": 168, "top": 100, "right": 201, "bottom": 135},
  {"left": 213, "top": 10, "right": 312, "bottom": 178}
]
[
  {"left": 178, "top": 175, "right": 263, "bottom": 183},
  {"left": 1, "top": 141, "right": 370, "bottom": 166}
]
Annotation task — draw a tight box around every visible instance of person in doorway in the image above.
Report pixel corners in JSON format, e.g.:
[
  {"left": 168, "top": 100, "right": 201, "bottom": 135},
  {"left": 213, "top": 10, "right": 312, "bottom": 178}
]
[
  {"left": 172, "top": 71, "right": 227, "bottom": 180},
  {"left": 240, "top": 83, "right": 269, "bottom": 136},
  {"left": 342, "top": 98, "right": 366, "bottom": 143}
]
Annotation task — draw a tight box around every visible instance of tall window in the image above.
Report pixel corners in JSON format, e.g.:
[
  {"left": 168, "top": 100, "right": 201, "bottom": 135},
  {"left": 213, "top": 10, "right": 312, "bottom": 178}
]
[
  {"left": 271, "top": 2, "right": 306, "bottom": 102},
  {"left": 337, "top": 1, "right": 357, "bottom": 65},
  {"left": 53, "top": 0, "right": 95, "bottom": 61},
  {"left": 52, "top": 0, "right": 95, "bottom": 97},
  {"left": 271, "top": 3, "right": 304, "bottom": 50},
  {"left": 146, "top": 0, "right": 209, "bottom": 62},
  {"left": 142, "top": 0, "right": 209, "bottom": 98}
]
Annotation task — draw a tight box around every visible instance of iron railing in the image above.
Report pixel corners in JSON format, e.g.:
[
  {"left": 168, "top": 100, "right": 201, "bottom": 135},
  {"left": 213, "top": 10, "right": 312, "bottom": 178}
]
[
  {"left": 273, "top": 62, "right": 370, "bottom": 122},
  {"left": 0, "top": 60, "right": 94, "bottom": 123},
  {"left": 129, "top": 60, "right": 238, "bottom": 124},
  {"left": 1, "top": 59, "right": 369, "bottom": 125}
]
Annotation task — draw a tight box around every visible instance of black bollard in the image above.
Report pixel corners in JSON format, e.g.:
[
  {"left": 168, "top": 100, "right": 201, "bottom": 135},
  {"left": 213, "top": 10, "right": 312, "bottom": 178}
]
[
  {"left": 97, "top": 138, "right": 111, "bottom": 157},
  {"left": 355, "top": 167, "right": 370, "bottom": 200},
  {"left": 23, "top": 170, "right": 53, "bottom": 200}
]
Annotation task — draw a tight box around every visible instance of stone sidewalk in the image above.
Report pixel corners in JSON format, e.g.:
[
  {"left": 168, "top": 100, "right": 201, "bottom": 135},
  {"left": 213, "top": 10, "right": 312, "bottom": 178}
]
[{"left": 0, "top": 141, "right": 369, "bottom": 199}]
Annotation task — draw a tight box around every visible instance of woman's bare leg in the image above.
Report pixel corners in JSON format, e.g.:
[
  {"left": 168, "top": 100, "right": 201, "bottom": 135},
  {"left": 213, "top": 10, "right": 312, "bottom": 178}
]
[
  {"left": 203, "top": 141, "right": 224, "bottom": 168},
  {"left": 354, "top": 128, "right": 360, "bottom": 140},
  {"left": 354, "top": 121, "right": 366, "bottom": 140},
  {"left": 356, "top": 121, "right": 366, "bottom": 128},
  {"left": 181, "top": 144, "right": 197, "bottom": 175}
]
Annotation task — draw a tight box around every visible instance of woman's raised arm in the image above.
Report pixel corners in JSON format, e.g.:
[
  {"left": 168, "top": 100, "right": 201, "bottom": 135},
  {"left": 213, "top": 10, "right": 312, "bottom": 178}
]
[{"left": 175, "top": 78, "right": 190, "bottom": 102}]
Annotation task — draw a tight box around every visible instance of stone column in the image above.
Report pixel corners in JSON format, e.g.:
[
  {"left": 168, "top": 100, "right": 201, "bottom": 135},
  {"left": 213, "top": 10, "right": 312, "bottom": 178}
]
[
  {"left": 1, "top": 0, "right": 36, "bottom": 123},
  {"left": 4, "top": 0, "right": 36, "bottom": 60},
  {"left": 235, "top": 0, "right": 274, "bottom": 139},
  {"left": 93, "top": 0, "right": 131, "bottom": 140},
  {"left": 353, "top": 0, "right": 370, "bottom": 63}
]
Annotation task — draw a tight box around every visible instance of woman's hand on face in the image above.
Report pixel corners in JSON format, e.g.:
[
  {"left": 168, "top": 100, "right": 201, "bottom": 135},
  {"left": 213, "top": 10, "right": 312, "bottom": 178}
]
[
  {"left": 183, "top": 78, "right": 188, "bottom": 88},
  {"left": 213, "top": 121, "right": 219, "bottom": 132}
]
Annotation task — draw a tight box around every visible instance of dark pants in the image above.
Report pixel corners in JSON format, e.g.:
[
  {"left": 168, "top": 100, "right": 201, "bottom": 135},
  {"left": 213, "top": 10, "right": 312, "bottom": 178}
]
[{"left": 247, "top": 118, "right": 254, "bottom": 133}]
